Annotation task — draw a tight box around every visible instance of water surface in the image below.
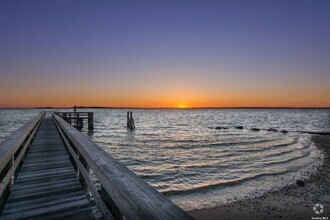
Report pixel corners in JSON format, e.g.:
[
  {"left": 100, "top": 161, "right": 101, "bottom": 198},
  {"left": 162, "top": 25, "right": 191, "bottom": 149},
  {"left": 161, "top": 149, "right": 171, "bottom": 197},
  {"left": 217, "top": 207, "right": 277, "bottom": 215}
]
[{"left": 0, "top": 108, "right": 329, "bottom": 210}]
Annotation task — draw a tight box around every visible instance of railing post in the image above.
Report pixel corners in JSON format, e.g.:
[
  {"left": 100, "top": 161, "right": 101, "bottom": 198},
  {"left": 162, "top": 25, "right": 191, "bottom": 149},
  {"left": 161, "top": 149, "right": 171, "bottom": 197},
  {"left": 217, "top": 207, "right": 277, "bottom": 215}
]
[
  {"left": 101, "top": 186, "right": 123, "bottom": 220},
  {"left": 78, "top": 154, "right": 89, "bottom": 192},
  {"left": 71, "top": 150, "right": 79, "bottom": 173},
  {"left": 0, "top": 160, "right": 12, "bottom": 213},
  {"left": 14, "top": 157, "right": 22, "bottom": 181}
]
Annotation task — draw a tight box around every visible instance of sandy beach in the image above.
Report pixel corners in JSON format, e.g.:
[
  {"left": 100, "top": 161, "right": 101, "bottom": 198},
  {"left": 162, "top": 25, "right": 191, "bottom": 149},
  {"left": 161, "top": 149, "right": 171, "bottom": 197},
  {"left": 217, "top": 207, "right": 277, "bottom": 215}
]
[{"left": 189, "top": 135, "right": 330, "bottom": 220}]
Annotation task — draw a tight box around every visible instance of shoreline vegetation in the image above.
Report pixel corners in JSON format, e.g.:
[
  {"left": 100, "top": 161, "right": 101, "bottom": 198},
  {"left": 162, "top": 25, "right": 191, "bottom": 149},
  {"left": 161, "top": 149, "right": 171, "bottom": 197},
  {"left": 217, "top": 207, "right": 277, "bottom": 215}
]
[{"left": 189, "top": 134, "right": 330, "bottom": 220}]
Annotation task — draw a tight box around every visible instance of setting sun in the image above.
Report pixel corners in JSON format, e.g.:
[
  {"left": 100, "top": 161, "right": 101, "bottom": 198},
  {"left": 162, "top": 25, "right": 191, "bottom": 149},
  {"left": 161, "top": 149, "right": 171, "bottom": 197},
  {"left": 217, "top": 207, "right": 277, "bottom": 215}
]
[{"left": 176, "top": 103, "right": 189, "bottom": 109}]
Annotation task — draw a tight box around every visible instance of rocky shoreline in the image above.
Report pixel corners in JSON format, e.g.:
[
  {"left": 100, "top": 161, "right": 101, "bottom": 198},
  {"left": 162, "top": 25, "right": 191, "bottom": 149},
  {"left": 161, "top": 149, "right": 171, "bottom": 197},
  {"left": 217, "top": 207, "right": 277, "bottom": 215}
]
[{"left": 189, "top": 135, "right": 330, "bottom": 220}]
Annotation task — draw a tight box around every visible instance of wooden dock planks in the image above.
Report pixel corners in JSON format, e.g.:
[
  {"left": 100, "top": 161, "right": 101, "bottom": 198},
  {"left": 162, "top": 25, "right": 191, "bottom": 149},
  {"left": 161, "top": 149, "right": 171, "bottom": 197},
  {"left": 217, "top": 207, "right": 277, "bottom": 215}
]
[{"left": 1, "top": 117, "right": 100, "bottom": 219}]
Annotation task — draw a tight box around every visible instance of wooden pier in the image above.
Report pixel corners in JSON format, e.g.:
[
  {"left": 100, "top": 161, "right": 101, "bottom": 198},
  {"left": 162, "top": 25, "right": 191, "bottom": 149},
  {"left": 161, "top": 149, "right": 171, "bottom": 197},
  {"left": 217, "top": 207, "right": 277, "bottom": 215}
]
[{"left": 0, "top": 112, "right": 192, "bottom": 220}]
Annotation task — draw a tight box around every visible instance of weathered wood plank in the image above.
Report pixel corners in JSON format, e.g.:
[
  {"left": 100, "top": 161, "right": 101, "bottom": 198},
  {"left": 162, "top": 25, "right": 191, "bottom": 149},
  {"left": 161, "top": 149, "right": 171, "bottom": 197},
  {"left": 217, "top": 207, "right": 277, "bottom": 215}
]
[
  {"left": 2, "top": 199, "right": 92, "bottom": 220},
  {"left": 3, "top": 194, "right": 88, "bottom": 214},
  {"left": 12, "top": 178, "right": 78, "bottom": 191},
  {"left": 3, "top": 191, "right": 85, "bottom": 210}
]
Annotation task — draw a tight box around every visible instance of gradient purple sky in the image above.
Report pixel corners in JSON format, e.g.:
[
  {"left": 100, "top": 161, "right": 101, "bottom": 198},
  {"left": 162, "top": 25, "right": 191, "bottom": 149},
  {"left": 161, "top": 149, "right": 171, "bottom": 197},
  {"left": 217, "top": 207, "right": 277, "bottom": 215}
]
[{"left": 1, "top": 0, "right": 329, "bottom": 108}]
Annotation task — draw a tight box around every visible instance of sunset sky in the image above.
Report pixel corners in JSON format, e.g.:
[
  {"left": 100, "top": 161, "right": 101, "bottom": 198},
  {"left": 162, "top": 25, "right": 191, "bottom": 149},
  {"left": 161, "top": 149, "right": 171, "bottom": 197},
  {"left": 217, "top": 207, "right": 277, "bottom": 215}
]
[{"left": 0, "top": 0, "right": 329, "bottom": 108}]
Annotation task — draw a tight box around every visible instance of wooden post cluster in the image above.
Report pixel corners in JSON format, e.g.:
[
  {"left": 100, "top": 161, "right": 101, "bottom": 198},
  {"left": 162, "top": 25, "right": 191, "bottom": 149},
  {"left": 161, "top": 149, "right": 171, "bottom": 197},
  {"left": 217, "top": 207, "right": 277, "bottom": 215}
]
[
  {"left": 127, "top": 112, "right": 135, "bottom": 130},
  {"left": 54, "top": 111, "right": 93, "bottom": 131}
]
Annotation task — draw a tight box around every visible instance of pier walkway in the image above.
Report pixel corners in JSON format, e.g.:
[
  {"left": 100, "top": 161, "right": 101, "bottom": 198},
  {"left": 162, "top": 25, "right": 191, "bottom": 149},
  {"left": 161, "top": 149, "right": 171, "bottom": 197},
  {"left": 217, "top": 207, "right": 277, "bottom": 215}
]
[
  {"left": 0, "top": 113, "right": 192, "bottom": 220},
  {"left": 1, "top": 116, "right": 99, "bottom": 219}
]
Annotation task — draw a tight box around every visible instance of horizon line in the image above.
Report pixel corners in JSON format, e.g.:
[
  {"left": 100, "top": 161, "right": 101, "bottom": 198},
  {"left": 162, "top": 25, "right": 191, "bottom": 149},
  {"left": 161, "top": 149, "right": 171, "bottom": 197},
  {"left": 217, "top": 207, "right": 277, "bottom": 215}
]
[{"left": 0, "top": 106, "right": 330, "bottom": 109}]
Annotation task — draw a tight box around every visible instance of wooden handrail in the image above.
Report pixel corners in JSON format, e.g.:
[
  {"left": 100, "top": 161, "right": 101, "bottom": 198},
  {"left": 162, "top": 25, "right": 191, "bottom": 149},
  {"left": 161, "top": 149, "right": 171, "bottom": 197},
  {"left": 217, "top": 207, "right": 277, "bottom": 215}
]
[
  {"left": 0, "top": 112, "right": 45, "bottom": 211},
  {"left": 52, "top": 113, "right": 193, "bottom": 220},
  {"left": 55, "top": 112, "right": 91, "bottom": 115}
]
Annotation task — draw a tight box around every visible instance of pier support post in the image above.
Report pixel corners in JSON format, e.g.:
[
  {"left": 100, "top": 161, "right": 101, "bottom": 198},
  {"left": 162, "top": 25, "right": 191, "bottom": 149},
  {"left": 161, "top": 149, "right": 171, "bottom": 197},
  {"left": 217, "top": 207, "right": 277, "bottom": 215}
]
[
  {"left": 88, "top": 112, "right": 94, "bottom": 130},
  {"left": 63, "top": 113, "right": 67, "bottom": 123},
  {"left": 78, "top": 118, "right": 83, "bottom": 128},
  {"left": 76, "top": 113, "right": 83, "bottom": 129},
  {"left": 76, "top": 112, "right": 79, "bottom": 128}
]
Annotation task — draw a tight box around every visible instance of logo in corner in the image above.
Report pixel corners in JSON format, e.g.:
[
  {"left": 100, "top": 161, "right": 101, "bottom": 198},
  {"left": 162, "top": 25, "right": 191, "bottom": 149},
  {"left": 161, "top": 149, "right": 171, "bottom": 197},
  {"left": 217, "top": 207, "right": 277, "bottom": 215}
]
[{"left": 313, "top": 203, "right": 324, "bottom": 215}]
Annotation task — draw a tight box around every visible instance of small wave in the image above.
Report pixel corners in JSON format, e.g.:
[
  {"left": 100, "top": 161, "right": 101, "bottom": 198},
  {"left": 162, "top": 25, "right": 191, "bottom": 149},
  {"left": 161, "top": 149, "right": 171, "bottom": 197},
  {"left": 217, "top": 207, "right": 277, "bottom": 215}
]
[
  {"left": 170, "top": 147, "right": 311, "bottom": 173},
  {"left": 208, "top": 137, "right": 283, "bottom": 147},
  {"left": 162, "top": 169, "right": 295, "bottom": 196},
  {"left": 232, "top": 138, "right": 298, "bottom": 153},
  {"left": 139, "top": 173, "right": 163, "bottom": 179},
  {"left": 264, "top": 148, "right": 297, "bottom": 158},
  {"left": 253, "top": 149, "right": 312, "bottom": 168},
  {"left": 176, "top": 123, "right": 189, "bottom": 126},
  {"left": 263, "top": 143, "right": 310, "bottom": 158},
  {"left": 171, "top": 139, "right": 201, "bottom": 144}
]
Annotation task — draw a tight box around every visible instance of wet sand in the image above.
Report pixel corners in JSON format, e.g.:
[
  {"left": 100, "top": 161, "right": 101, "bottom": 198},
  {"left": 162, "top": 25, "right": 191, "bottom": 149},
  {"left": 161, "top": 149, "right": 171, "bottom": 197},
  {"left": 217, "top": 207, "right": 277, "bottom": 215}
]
[{"left": 189, "top": 135, "right": 330, "bottom": 220}]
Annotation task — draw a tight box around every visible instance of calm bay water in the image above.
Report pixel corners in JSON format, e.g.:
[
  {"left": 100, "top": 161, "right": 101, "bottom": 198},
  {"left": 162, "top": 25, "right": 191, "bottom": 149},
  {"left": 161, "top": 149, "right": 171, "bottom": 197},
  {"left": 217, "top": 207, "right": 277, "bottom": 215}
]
[{"left": 0, "top": 108, "right": 329, "bottom": 210}]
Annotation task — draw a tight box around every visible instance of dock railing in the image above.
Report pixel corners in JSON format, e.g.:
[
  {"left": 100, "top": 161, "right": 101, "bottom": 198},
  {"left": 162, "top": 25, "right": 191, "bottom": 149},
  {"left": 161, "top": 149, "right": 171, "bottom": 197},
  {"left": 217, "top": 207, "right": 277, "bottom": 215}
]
[
  {"left": 54, "top": 111, "right": 94, "bottom": 130},
  {"left": 0, "top": 112, "right": 45, "bottom": 211},
  {"left": 52, "top": 113, "right": 193, "bottom": 220}
]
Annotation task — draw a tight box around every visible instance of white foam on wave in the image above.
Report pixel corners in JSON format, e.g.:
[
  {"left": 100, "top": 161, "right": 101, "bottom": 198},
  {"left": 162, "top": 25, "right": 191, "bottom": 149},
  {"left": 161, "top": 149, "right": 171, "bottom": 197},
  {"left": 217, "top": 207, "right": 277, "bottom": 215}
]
[{"left": 168, "top": 136, "right": 324, "bottom": 211}]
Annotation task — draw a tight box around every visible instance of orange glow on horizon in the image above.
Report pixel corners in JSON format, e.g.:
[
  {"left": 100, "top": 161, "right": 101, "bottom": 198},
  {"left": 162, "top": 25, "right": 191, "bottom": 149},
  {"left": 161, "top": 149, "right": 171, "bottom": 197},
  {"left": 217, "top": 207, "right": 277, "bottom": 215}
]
[
  {"left": 176, "top": 103, "right": 189, "bottom": 109},
  {"left": 1, "top": 74, "right": 330, "bottom": 108}
]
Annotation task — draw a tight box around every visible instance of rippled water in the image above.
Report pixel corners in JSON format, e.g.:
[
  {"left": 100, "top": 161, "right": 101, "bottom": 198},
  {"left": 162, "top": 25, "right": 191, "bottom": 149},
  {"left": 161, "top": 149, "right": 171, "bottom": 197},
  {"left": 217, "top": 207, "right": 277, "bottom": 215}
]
[{"left": 0, "top": 108, "right": 329, "bottom": 210}]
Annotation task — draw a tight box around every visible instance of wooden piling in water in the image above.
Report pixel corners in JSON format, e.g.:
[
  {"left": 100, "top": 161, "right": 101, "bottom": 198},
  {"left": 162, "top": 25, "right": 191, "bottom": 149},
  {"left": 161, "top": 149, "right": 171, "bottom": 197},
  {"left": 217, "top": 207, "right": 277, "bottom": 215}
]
[
  {"left": 127, "top": 111, "right": 135, "bottom": 130},
  {"left": 131, "top": 112, "right": 135, "bottom": 129},
  {"left": 127, "top": 112, "right": 130, "bottom": 128}
]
